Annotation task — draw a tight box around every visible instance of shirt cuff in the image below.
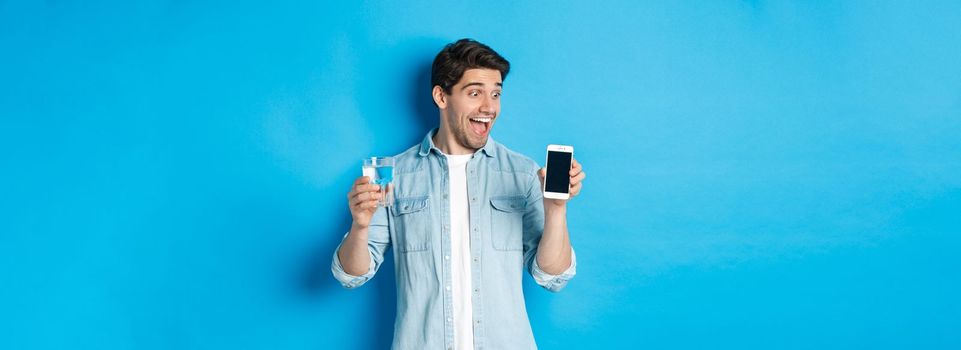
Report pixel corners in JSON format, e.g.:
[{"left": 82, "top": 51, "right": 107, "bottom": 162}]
[
  {"left": 531, "top": 247, "right": 577, "bottom": 292},
  {"left": 331, "top": 232, "right": 377, "bottom": 289}
]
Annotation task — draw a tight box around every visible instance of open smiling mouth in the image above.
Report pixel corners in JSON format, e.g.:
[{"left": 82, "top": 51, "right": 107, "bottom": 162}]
[{"left": 469, "top": 117, "right": 492, "bottom": 136}]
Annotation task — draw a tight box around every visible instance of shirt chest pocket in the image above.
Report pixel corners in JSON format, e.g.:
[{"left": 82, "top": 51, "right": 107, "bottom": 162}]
[
  {"left": 392, "top": 196, "right": 431, "bottom": 252},
  {"left": 490, "top": 196, "right": 526, "bottom": 251}
]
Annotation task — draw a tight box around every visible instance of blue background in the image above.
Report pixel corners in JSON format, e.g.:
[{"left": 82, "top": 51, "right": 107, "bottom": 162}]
[{"left": 2, "top": 1, "right": 960, "bottom": 349}]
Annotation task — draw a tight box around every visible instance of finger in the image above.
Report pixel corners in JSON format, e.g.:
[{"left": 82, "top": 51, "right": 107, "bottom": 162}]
[
  {"left": 353, "top": 183, "right": 380, "bottom": 196},
  {"left": 354, "top": 197, "right": 382, "bottom": 211},
  {"left": 348, "top": 178, "right": 373, "bottom": 198},
  {"left": 570, "top": 159, "right": 581, "bottom": 176},
  {"left": 570, "top": 171, "right": 586, "bottom": 186},
  {"left": 351, "top": 191, "right": 380, "bottom": 206},
  {"left": 569, "top": 182, "right": 582, "bottom": 197},
  {"left": 350, "top": 192, "right": 368, "bottom": 207},
  {"left": 354, "top": 176, "right": 371, "bottom": 185},
  {"left": 538, "top": 168, "right": 546, "bottom": 178}
]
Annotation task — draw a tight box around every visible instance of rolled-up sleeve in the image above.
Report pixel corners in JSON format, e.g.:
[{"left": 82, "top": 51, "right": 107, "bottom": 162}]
[
  {"left": 331, "top": 233, "right": 379, "bottom": 289},
  {"left": 330, "top": 206, "right": 390, "bottom": 289},
  {"left": 530, "top": 247, "right": 577, "bottom": 292}
]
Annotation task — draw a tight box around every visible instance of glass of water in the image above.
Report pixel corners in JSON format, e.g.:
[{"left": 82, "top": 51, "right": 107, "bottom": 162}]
[{"left": 362, "top": 157, "right": 394, "bottom": 207}]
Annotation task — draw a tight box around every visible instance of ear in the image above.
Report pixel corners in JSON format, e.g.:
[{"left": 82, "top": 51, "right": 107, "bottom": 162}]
[{"left": 432, "top": 85, "right": 448, "bottom": 109}]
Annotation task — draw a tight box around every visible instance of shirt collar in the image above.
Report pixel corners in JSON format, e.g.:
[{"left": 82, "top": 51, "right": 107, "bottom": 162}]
[{"left": 418, "top": 128, "right": 497, "bottom": 158}]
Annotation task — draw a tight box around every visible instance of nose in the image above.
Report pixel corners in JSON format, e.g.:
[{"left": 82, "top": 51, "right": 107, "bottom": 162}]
[{"left": 479, "top": 95, "right": 496, "bottom": 116}]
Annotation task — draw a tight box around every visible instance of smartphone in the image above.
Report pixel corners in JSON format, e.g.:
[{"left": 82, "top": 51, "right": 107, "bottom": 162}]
[{"left": 543, "top": 144, "right": 574, "bottom": 200}]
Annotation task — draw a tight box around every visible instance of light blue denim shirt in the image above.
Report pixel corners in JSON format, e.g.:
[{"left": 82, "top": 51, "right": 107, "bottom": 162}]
[{"left": 332, "top": 129, "right": 577, "bottom": 350}]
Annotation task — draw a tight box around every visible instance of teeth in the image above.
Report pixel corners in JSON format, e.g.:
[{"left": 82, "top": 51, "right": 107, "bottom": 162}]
[{"left": 470, "top": 117, "right": 492, "bottom": 123}]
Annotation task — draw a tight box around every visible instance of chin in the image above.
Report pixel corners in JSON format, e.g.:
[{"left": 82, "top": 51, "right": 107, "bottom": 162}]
[{"left": 461, "top": 136, "right": 485, "bottom": 150}]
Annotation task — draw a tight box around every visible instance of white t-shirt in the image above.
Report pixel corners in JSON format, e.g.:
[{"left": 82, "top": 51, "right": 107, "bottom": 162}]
[{"left": 446, "top": 154, "right": 474, "bottom": 350}]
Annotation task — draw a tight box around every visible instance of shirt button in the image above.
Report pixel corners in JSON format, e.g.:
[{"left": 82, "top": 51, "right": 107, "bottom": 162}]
[
  {"left": 443, "top": 194, "right": 448, "bottom": 199},
  {"left": 471, "top": 197, "right": 476, "bottom": 201},
  {"left": 447, "top": 318, "right": 452, "bottom": 322},
  {"left": 473, "top": 228, "right": 478, "bottom": 232},
  {"left": 446, "top": 285, "right": 451, "bottom": 290},
  {"left": 444, "top": 255, "right": 450, "bottom": 260},
  {"left": 473, "top": 258, "right": 479, "bottom": 262},
  {"left": 474, "top": 288, "right": 479, "bottom": 293}
]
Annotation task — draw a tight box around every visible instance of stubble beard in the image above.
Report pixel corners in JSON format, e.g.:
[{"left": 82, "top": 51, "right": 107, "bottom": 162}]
[{"left": 456, "top": 120, "right": 487, "bottom": 150}]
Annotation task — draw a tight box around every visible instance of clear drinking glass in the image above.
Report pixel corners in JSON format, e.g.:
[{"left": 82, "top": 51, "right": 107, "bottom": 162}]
[{"left": 362, "top": 157, "right": 394, "bottom": 207}]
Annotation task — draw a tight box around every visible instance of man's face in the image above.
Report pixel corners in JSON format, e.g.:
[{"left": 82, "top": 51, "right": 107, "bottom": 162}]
[{"left": 436, "top": 68, "right": 502, "bottom": 151}]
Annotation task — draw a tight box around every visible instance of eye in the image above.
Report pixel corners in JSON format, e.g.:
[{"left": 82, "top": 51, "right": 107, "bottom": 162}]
[
  {"left": 492, "top": 91, "right": 501, "bottom": 99},
  {"left": 469, "top": 90, "right": 480, "bottom": 97}
]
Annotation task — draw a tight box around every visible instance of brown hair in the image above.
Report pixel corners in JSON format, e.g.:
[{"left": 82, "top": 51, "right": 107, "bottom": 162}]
[{"left": 431, "top": 38, "right": 510, "bottom": 94}]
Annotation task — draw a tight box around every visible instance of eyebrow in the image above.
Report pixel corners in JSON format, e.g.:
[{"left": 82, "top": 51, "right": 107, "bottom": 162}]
[{"left": 459, "top": 82, "right": 503, "bottom": 91}]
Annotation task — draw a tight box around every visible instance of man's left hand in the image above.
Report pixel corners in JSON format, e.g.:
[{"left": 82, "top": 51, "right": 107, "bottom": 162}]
[{"left": 538, "top": 157, "right": 585, "bottom": 210}]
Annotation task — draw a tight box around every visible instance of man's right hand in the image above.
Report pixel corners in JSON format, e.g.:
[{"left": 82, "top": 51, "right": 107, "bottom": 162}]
[
  {"left": 339, "top": 176, "right": 383, "bottom": 276},
  {"left": 347, "top": 176, "right": 382, "bottom": 229}
]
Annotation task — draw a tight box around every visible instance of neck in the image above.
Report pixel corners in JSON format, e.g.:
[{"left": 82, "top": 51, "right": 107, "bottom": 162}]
[{"left": 432, "top": 125, "right": 477, "bottom": 155}]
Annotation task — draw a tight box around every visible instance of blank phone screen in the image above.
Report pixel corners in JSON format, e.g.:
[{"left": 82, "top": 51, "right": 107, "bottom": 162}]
[{"left": 545, "top": 150, "right": 572, "bottom": 193}]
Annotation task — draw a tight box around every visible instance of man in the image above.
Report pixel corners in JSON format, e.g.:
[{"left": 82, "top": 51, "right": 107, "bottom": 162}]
[{"left": 332, "top": 38, "right": 586, "bottom": 350}]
